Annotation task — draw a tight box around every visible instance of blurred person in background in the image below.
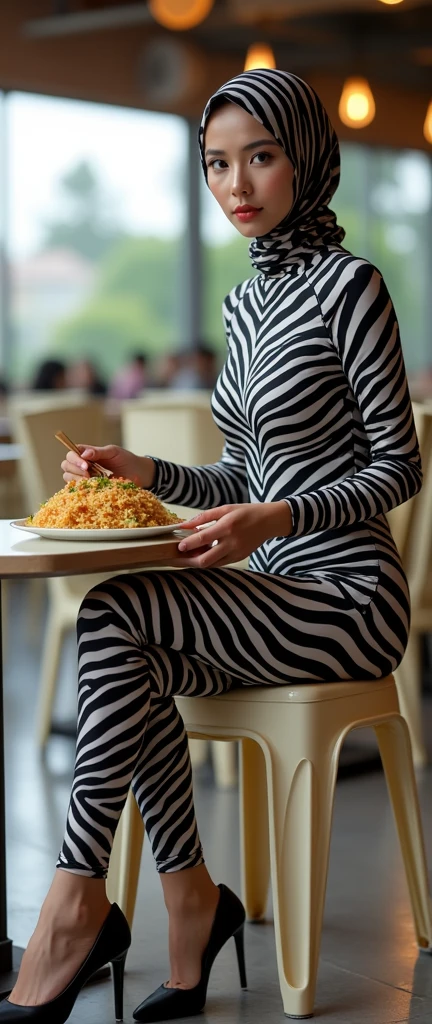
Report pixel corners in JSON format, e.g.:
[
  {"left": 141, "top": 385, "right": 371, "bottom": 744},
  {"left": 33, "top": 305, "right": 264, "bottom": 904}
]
[
  {"left": 109, "top": 352, "right": 149, "bottom": 399},
  {"left": 67, "top": 359, "right": 107, "bottom": 395},
  {"left": 149, "top": 351, "right": 183, "bottom": 388},
  {"left": 169, "top": 344, "right": 218, "bottom": 390},
  {"left": 32, "top": 358, "right": 67, "bottom": 390}
]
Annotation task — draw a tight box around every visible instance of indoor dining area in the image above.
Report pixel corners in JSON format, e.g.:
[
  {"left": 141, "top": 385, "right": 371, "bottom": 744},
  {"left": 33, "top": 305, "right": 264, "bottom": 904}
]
[{"left": 0, "top": 2, "right": 432, "bottom": 1024}]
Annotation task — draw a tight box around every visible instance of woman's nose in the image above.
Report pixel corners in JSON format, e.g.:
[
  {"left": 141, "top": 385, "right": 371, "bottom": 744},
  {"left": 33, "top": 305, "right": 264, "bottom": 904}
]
[{"left": 231, "top": 169, "right": 252, "bottom": 197}]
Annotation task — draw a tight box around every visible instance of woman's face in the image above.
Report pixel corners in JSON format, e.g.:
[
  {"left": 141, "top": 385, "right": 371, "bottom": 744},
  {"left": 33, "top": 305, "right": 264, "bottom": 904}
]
[{"left": 204, "top": 102, "right": 295, "bottom": 238}]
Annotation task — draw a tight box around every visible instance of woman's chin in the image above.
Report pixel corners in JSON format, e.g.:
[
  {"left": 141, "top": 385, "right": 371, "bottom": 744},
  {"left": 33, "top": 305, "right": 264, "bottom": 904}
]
[
  {"left": 232, "top": 218, "right": 265, "bottom": 240},
  {"left": 231, "top": 214, "right": 281, "bottom": 239}
]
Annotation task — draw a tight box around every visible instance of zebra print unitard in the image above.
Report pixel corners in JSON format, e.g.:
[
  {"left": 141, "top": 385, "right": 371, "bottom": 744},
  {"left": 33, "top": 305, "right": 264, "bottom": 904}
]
[{"left": 57, "top": 70, "right": 421, "bottom": 878}]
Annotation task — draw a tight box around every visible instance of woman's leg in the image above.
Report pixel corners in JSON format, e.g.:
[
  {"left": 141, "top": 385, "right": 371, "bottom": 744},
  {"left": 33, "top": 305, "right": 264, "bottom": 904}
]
[
  {"left": 9, "top": 874, "right": 111, "bottom": 1006},
  {"left": 9, "top": 572, "right": 239, "bottom": 1005},
  {"left": 9, "top": 563, "right": 390, "bottom": 1006},
  {"left": 131, "top": 686, "right": 223, "bottom": 989}
]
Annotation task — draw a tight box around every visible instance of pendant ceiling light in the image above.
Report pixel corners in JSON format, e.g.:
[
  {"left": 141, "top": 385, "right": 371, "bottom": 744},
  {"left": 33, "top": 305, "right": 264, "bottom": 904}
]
[
  {"left": 377, "top": 1, "right": 405, "bottom": 6},
  {"left": 338, "top": 77, "right": 376, "bottom": 129},
  {"left": 149, "top": 0, "right": 214, "bottom": 31},
  {"left": 244, "top": 42, "right": 276, "bottom": 72},
  {"left": 424, "top": 100, "right": 432, "bottom": 144}
]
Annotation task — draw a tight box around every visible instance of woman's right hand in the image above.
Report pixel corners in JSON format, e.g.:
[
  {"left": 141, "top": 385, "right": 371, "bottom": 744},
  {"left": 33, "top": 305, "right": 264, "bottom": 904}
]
[{"left": 61, "top": 444, "right": 156, "bottom": 489}]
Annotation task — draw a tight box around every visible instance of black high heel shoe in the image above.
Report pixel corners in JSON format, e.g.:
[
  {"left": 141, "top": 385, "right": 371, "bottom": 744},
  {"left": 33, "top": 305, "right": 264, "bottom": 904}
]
[
  {"left": 0, "top": 902, "right": 131, "bottom": 1023},
  {"left": 133, "top": 883, "right": 247, "bottom": 1023}
]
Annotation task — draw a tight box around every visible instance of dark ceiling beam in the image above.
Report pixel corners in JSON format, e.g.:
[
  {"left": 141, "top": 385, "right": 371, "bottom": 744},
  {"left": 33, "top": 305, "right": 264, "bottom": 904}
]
[
  {"left": 23, "top": 2, "right": 153, "bottom": 37},
  {"left": 275, "top": 50, "right": 431, "bottom": 90}
]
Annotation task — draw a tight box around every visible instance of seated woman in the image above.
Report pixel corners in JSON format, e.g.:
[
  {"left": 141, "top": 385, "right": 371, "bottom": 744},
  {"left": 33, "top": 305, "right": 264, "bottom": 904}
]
[{"left": 0, "top": 69, "right": 421, "bottom": 1024}]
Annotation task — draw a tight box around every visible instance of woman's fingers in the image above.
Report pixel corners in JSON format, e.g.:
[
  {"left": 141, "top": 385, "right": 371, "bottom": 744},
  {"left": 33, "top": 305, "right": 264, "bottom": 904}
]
[
  {"left": 181, "top": 508, "right": 229, "bottom": 528},
  {"left": 61, "top": 449, "right": 90, "bottom": 481},
  {"left": 177, "top": 526, "right": 219, "bottom": 552},
  {"left": 175, "top": 541, "right": 227, "bottom": 569}
]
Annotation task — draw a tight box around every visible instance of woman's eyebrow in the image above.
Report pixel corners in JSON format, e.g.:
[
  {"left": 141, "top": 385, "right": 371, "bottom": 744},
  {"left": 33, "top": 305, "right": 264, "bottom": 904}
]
[
  {"left": 243, "top": 139, "right": 280, "bottom": 151},
  {"left": 205, "top": 139, "right": 280, "bottom": 158}
]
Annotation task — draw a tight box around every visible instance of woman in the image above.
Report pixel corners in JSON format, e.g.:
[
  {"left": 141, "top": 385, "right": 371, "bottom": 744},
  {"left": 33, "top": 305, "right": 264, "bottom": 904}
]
[{"left": 1, "top": 69, "right": 421, "bottom": 1023}]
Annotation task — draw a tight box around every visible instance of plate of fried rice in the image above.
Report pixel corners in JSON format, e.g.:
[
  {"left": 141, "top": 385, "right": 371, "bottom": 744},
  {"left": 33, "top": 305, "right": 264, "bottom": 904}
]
[{"left": 11, "top": 476, "right": 187, "bottom": 541}]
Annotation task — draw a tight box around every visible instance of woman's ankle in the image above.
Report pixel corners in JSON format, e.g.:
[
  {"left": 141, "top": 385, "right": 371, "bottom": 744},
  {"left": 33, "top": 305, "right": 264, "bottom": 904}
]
[
  {"left": 161, "top": 865, "right": 219, "bottom": 915},
  {"left": 41, "top": 871, "right": 110, "bottom": 926}
]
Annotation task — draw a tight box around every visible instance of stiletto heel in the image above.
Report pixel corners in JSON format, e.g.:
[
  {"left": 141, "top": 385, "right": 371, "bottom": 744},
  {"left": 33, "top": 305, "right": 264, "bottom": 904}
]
[
  {"left": 0, "top": 903, "right": 131, "bottom": 1023},
  {"left": 234, "top": 924, "right": 248, "bottom": 989},
  {"left": 111, "top": 951, "right": 127, "bottom": 1022},
  {"left": 133, "top": 883, "right": 247, "bottom": 1022}
]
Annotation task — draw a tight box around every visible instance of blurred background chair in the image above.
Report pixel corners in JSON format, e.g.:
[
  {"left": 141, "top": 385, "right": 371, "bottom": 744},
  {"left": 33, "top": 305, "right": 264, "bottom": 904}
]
[{"left": 9, "top": 400, "right": 116, "bottom": 747}]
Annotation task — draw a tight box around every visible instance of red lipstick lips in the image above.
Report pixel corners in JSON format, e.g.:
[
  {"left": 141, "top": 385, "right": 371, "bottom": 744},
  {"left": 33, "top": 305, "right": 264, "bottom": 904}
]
[{"left": 233, "top": 204, "right": 263, "bottom": 222}]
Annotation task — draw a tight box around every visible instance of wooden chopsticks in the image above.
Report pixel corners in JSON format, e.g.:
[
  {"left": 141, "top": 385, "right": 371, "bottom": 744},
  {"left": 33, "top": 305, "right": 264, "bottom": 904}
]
[{"left": 55, "top": 431, "right": 113, "bottom": 478}]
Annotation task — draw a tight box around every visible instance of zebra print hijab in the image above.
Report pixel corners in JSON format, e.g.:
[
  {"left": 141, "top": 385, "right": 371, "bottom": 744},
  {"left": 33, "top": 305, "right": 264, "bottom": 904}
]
[{"left": 199, "top": 68, "right": 346, "bottom": 275}]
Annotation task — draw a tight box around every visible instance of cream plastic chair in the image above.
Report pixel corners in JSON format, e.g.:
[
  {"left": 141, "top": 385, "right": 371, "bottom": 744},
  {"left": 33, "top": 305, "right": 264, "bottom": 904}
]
[
  {"left": 387, "top": 402, "right": 432, "bottom": 767},
  {"left": 121, "top": 396, "right": 249, "bottom": 789},
  {"left": 107, "top": 674, "right": 432, "bottom": 1018},
  {"left": 9, "top": 401, "right": 116, "bottom": 747}
]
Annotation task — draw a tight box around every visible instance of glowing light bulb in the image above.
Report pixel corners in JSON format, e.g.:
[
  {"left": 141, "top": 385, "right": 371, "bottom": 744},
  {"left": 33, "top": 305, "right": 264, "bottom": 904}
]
[
  {"left": 149, "top": 0, "right": 214, "bottom": 31},
  {"left": 377, "top": 1, "right": 405, "bottom": 6},
  {"left": 338, "top": 77, "right": 376, "bottom": 129},
  {"left": 424, "top": 100, "right": 432, "bottom": 144},
  {"left": 244, "top": 42, "right": 276, "bottom": 72}
]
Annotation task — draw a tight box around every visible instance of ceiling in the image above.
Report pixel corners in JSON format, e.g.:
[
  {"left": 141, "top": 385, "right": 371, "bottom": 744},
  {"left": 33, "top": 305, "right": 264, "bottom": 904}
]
[
  {"left": 0, "top": 1, "right": 431, "bottom": 150},
  {"left": 22, "top": 0, "right": 432, "bottom": 90}
]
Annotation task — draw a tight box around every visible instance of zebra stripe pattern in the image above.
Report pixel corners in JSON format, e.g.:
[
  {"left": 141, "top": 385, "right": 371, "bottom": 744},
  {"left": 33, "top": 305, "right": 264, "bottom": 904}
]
[{"left": 57, "top": 70, "right": 421, "bottom": 878}]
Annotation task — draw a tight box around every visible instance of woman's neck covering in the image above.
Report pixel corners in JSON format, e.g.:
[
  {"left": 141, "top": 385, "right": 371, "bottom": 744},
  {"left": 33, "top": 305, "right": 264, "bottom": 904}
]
[{"left": 199, "top": 68, "right": 346, "bottom": 276}]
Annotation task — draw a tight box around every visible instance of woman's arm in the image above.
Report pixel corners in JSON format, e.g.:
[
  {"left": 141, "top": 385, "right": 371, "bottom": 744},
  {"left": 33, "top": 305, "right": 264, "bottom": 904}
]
[{"left": 286, "top": 261, "right": 422, "bottom": 537}]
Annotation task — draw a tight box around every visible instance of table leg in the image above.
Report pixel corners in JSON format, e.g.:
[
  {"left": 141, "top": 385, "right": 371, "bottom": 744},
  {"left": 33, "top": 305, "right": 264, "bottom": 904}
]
[{"left": 0, "top": 581, "right": 24, "bottom": 996}]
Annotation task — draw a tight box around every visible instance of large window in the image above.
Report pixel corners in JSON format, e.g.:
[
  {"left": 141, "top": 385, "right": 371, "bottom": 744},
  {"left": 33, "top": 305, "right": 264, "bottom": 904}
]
[
  {"left": 4, "top": 92, "right": 187, "bottom": 387},
  {"left": 2, "top": 98, "right": 432, "bottom": 392}
]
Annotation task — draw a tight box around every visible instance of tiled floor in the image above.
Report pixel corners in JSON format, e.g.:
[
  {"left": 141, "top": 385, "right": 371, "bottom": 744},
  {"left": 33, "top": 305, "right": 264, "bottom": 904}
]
[{"left": 2, "top": 578, "right": 432, "bottom": 1023}]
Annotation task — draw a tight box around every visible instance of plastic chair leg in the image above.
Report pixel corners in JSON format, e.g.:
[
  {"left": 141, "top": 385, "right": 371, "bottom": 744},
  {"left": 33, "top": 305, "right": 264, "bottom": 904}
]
[
  {"left": 265, "top": 730, "right": 338, "bottom": 1018},
  {"left": 36, "top": 611, "right": 67, "bottom": 749},
  {"left": 106, "top": 790, "right": 144, "bottom": 929},
  {"left": 374, "top": 715, "right": 432, "bottom": 951},
  {"left": 394, "top": 632, "right": 428, "bottom": 767},
  {"left": 211, "top": 740, "right": 238, "bottom": 789},
  {"left": 189, "top": 738, "right": 209, "bottom": 768},
  {"left": 239, "top": 738, "right": 270, "bottom": 921}
]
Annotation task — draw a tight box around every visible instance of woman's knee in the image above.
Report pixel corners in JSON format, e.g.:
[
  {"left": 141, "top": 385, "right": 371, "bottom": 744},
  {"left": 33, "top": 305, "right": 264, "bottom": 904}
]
[{"left": 78, "top": 574, "right": 135, "bottom": 623}]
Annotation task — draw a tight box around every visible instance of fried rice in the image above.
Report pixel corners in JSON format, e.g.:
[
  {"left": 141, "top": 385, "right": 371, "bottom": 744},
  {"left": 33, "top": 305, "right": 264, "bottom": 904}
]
[{"left": 26, "top": 476, "right": 182, "bottom": 530}]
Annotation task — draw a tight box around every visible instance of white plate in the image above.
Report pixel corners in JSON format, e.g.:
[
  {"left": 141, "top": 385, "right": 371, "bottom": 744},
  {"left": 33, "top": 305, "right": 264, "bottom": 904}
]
[{"left": 10, "top": 519, "right": 188, "bottom": 543}]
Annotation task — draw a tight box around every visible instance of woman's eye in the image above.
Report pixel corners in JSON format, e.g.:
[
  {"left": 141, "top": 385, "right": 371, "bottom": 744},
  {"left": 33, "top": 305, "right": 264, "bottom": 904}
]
[
  {"left": 208, "top": 159, "right": 227, "bottom": 171},
  {"left": 251, "top": 151, "right": 272, "bottom": 164}
]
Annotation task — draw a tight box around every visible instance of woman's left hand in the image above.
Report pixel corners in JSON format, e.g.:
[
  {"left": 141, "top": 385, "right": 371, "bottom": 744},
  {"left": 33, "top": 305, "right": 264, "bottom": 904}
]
[{"left": 175, "top": 502, "right": 292, "bottom": 569}]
